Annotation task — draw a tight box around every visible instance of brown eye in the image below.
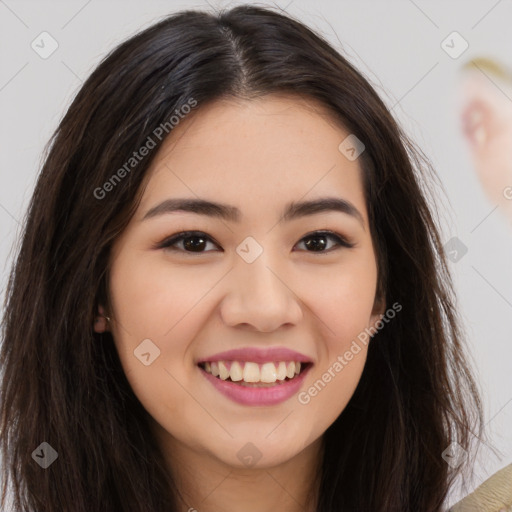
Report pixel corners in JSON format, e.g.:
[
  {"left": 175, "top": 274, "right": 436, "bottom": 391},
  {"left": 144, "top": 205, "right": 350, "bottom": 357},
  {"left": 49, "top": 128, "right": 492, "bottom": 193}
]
[
  {"left": 159, "top": 231, "right": 220, "bottom": 253},
  {"left": 157, "top": 230, "right": 354, "bottom": 255},
  {"left": 295, "top": 231, "right": 355, "bottom": 253}
]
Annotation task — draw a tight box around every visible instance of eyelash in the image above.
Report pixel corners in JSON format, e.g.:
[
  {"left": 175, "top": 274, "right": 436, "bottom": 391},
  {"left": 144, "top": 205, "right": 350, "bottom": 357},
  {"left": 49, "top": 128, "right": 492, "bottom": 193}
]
[{"left": 157, "top": 230, "right": 355, "bottom": 254}]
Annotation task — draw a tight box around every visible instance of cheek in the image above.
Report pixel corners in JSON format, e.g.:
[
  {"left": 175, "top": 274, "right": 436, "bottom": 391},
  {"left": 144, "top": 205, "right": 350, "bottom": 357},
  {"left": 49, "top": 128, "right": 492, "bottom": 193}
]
[
  {"left": 299, "top": 346, "right": 368, "bottom": 433},
  {"left": 296, "top": 286, "right": 372, "bottom": 438},
  {"left": 109, "top": 251, "right": 214, "bottom": 338},
  {"left": 289, "top": 256, "right": 376, "bottom": 429},
  {"left": 302, "top": 253, "right": 378, "bottom": 346},
  {"left": 107, "top": 254, "right": 203, "bottom": 419}
]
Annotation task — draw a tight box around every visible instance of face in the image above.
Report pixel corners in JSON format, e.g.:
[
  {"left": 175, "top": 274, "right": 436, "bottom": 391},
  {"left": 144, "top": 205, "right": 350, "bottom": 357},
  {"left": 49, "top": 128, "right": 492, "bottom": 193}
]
[{"left": 96, "top": 94, "right": 385, "bottom": 471}]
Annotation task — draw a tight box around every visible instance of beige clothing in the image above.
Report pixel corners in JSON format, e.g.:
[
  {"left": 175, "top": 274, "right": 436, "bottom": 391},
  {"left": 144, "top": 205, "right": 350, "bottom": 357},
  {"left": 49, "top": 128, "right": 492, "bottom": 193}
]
[{"left": 450, "top": 464, "right": 512, "bottom": 512}]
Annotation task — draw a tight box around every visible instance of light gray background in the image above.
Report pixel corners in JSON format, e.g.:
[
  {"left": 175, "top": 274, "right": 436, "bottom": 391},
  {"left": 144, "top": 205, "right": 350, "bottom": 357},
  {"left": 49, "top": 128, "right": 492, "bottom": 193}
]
[{"left": 1, "top": 0, "right": 511, "bottom": 506}]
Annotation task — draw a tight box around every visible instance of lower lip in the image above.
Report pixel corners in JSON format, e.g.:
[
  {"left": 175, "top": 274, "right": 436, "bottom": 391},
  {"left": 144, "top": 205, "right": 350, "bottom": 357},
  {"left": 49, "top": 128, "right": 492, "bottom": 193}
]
[{"left": 200, "top": 365, "right": 312, "bottom": 406}]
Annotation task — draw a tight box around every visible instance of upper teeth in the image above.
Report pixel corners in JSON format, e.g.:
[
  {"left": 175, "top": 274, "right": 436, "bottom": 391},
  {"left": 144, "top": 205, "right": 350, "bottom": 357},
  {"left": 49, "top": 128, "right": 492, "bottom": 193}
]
[{"left": 203, "top": 361, "right": 302, "bottom": 383}]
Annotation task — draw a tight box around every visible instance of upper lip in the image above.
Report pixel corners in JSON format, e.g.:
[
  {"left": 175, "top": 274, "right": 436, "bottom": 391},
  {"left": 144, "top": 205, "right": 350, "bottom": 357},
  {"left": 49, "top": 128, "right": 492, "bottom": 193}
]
[{"left": 197, "top": 347, "right": 313, "bottom": 365}]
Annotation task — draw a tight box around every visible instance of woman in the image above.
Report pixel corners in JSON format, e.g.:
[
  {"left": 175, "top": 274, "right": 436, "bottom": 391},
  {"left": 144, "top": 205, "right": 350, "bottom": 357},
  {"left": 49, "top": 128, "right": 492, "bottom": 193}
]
[{"left": 0, "top": 4, "right": 490, "bottom": 511}]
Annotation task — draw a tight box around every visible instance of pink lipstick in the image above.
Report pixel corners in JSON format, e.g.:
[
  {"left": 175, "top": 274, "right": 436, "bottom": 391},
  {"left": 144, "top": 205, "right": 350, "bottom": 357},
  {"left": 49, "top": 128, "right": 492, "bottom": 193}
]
[{"left": 197, "top": 347, "right": 313, "bottom": 406}]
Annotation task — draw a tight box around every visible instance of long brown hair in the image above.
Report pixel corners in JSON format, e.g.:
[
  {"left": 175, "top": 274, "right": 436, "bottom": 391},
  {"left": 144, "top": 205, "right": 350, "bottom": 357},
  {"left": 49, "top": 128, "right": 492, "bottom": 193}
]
[{"left": 0, "top": 5, "right": 483, "bottom": 511}]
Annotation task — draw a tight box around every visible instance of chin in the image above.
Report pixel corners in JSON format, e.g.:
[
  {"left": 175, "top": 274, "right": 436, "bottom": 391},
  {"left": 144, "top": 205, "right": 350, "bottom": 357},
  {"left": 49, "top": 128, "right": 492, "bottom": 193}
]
[{"left": 207, "top": 431, "right": 316, "bottom": 470}]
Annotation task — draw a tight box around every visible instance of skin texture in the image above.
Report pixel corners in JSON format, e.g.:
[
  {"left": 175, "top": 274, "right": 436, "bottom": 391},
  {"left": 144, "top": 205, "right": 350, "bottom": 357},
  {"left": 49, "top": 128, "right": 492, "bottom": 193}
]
[
  {"left": 459, "top": 62, "right": 512, "bottom": 223},
  {"left": 94, "top": 94, "right": 386, "bottom": 512}
]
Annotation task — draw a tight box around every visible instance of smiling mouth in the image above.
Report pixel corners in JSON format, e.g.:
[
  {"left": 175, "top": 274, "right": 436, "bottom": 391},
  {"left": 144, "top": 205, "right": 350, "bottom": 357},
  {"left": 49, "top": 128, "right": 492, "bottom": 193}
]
[{"left": 198, "top": 360, "right": 311, "bottom": 387}]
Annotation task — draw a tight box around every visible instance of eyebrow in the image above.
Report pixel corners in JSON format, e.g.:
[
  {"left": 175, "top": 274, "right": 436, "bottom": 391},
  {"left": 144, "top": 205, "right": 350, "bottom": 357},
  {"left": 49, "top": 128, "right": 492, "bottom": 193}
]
[{"left": 142, "top": 196, "right": 365, "bottom": 228}]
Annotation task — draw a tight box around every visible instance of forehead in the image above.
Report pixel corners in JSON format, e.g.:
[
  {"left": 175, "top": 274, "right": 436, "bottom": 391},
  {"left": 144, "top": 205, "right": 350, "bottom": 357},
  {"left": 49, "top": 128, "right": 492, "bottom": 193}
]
[{"left": 138, "top": 94, "right": 369, "bottom": 228}]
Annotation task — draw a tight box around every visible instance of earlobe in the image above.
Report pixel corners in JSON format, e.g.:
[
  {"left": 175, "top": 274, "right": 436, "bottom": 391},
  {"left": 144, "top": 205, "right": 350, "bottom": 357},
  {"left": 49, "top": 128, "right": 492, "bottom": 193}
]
[
  {"left": 93, "top": 304, "right": 111, "bottom": 333},
  {"left": 369, "top": 295, "right": 387, "bottom": 332},
  {"left": 373, "top": 290, "right": 386, "bottom": 315}
]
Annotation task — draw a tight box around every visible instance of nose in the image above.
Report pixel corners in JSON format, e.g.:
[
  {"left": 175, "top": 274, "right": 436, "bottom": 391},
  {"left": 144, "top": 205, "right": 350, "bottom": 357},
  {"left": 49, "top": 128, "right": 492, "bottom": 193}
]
[{"left": 219, "top": 252, "right": 303, "bottom": 333}]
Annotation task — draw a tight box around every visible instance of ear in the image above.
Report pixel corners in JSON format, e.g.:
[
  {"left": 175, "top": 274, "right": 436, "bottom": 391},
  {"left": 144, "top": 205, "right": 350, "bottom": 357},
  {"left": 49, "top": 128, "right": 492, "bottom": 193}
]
[
  {"left": 93, "top": 304, "right": 110, "bottom": 333},
  {"left": 459, "top": 60, "right": 512, "bottom": 150},
  {"left": 458, "top": 58, "right": 512, "bottom": 213},
  {"left": 369, "top": 293, "right": 387, "bottom": 333}
]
